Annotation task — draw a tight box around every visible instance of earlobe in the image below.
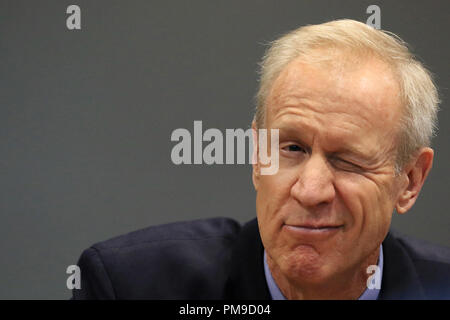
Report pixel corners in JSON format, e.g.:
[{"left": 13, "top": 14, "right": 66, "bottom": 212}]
[{"left": 395, "top": 147, "right": 434, "bottom": 214}]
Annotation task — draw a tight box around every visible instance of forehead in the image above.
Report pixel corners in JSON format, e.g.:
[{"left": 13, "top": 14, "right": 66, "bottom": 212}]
[{"left": 266, "top": 54, "right": 403, "bottom": 138}]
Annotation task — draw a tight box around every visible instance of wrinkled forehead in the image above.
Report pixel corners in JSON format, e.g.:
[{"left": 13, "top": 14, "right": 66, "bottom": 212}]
[{"left": 265, "top": 52, "right": 403, "bottom": 132}]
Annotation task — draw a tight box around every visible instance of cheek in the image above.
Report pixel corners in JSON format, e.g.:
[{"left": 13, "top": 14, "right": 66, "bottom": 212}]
[
  {"left": 257, "top": 171, "right": 295, "bottom": 215},
  {"left": 335, "top": 174, "right": 394, "bottom": 244},
  {"left": 256, "top": 171, "right": 297, "bottom": 244}
]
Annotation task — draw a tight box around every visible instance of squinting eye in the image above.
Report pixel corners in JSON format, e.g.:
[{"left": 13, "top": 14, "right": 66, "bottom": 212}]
[{"left": 332, "top": 158, "right": 362, "bottom": 171}]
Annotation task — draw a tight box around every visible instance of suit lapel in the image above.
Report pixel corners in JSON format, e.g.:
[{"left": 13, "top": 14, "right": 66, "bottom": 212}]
[{"left": 378, "top": 231, "right": 426, "bottom": 299}]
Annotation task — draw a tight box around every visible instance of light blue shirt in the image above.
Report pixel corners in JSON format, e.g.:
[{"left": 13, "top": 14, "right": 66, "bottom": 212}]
[{"left": 263, "top": 245, "right": 383, "bottom": 300}]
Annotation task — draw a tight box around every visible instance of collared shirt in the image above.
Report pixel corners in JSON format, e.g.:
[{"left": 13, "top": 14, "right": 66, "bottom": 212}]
[{"left": 263, "top": 245, "right": 384, "bottom": 300}]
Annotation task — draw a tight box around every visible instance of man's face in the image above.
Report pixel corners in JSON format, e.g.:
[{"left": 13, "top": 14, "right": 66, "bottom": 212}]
[{"left": 254, "top": 53, "right": 405, "bottom": 285}]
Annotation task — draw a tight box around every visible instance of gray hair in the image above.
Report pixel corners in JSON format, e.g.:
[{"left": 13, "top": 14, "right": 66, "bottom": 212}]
[{"left": 254, "top": 19, "right": 439, "bottom": 173}]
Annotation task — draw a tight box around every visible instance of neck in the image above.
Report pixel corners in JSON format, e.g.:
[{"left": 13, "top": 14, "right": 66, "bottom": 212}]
[{"left": 267, "top": 247, "right": 380, "bottom": 300}]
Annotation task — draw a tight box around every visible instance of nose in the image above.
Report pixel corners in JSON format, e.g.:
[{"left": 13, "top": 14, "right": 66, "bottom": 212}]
[{"left": 290, "top": 154, "right": 336, "bottom": 208}]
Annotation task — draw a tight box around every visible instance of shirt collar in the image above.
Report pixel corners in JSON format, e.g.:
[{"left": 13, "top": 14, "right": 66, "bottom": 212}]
[{"left": 263, "top": 244, "right": 384, "bottom": 300}]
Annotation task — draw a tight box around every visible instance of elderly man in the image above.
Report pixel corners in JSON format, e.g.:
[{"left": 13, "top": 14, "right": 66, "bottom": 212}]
[{"left": 73, "top": 19, "right": 450, "bottom": 299}]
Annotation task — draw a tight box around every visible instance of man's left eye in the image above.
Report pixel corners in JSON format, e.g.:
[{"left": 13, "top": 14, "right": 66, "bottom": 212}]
[{"left": 332, "top": 158, "right": 362, "bottom": 172}]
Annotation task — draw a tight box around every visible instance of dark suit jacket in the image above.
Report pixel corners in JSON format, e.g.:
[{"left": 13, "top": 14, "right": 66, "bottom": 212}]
[{"left": 73, "top": 217, "right": 450, "bottom": 299}]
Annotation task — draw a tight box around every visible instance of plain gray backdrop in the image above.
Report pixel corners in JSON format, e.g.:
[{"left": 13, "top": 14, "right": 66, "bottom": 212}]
[{"left": 0, "top": 0, "right": 448, "bottom": 299}]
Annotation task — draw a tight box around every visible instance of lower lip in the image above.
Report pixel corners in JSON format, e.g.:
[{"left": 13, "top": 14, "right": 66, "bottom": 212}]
[{"left": 283, "top": 225, "right": 343, "bottom": 240}]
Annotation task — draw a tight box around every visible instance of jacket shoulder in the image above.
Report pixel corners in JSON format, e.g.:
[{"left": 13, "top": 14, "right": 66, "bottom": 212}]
[
  {"left": 390, "top": 230, "right": 450, "bottom": 264},
  {"left": 389, "top": 230, "right": 450, "bottom": 299},
  {"left": 93, "top": 216, "right": 241, "bottom": 250},
  {"left": 74, "top": 217, "right": 242, "bottom": 299}
]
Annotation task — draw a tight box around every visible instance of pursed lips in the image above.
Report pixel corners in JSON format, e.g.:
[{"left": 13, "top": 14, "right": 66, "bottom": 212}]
[
  {"left": 285, "top": 223, "right": 343, "bottom": 229},
  {"left": 283, "top": 223, "right": 344, "bottom": 236}
]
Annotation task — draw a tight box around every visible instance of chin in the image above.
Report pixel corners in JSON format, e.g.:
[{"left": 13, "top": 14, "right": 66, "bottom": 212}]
[{"left": 279, "top": 245, "right": 334, "bottom": 284}]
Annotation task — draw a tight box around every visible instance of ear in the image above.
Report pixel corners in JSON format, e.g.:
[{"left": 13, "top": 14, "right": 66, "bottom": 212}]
[
  {"left": 251, "top": 121, "right": 260, "bottom": 191},
  {"left": 396, "top": 147, "right": 434, "bottom": 214}
]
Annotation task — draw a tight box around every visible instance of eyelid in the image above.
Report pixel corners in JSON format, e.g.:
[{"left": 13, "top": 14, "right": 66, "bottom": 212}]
[{"left": 330, "top": 156, "right": 362, "bottom": 170}]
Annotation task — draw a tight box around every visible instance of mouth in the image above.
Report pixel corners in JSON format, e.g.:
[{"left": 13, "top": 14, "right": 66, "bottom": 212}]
[
  {"left": 283, "top": 223, "right": 343, "bottom": 239},
  {"left": 286, "top": 224, "right": 342, "bottom": 229}
]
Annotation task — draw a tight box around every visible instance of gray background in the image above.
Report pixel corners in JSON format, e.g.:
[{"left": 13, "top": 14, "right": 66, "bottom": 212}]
[{"left": 0, "top": 0, "right": 448, "bottom": 299}]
